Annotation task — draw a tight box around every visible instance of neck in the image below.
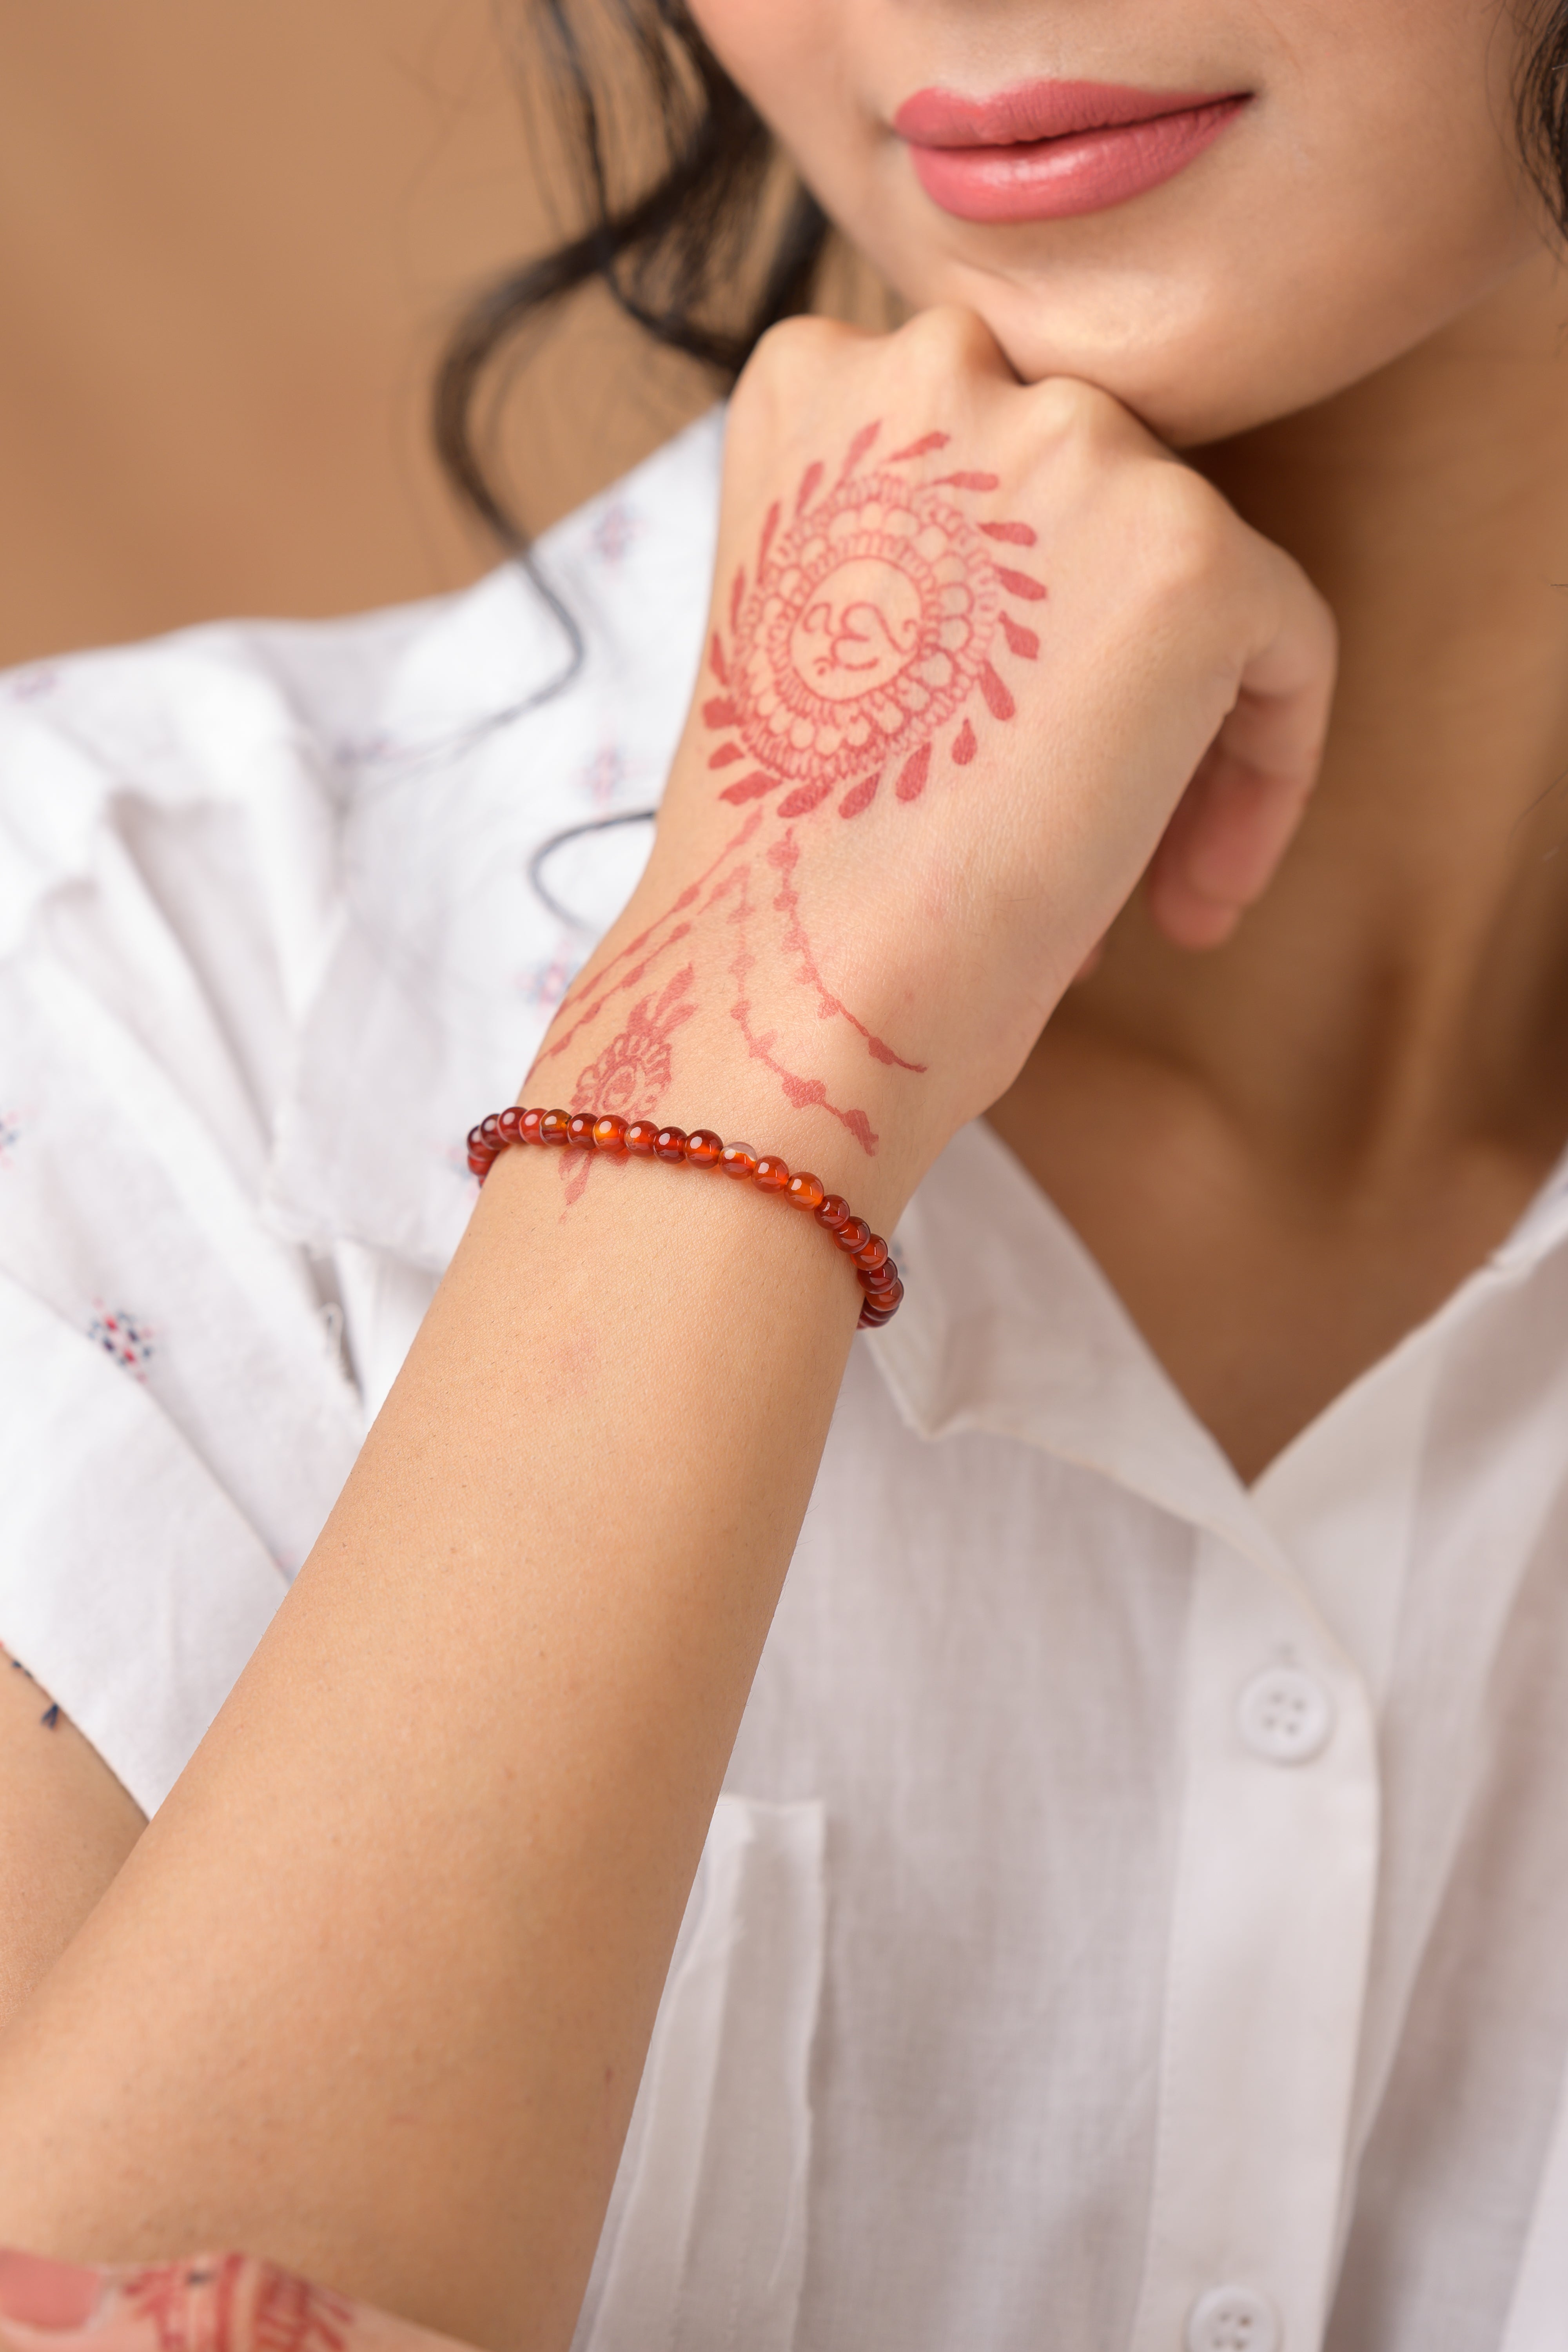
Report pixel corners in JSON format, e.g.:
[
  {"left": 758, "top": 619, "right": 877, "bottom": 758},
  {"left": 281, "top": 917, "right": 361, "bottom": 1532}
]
[{"left": 1074, "top": 247, "right": 1568, "bottom": 1185}]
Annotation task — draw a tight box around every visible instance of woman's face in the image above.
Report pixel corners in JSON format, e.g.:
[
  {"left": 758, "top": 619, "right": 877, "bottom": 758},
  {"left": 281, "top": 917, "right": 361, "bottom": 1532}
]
[{"left": 684, "top": 0, "right": 1548, "bottom": 444}]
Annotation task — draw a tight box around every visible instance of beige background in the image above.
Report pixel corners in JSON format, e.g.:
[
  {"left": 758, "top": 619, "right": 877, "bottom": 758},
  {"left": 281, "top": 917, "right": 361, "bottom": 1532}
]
[{"left": 0, "top": 0, "right": 717, "bottom": 668}]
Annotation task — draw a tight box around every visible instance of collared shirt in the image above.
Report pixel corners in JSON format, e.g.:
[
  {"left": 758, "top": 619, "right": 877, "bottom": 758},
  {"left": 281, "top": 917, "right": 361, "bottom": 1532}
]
[{"left": 2, "top": 409, "right": 1567, "bottom": 2352}]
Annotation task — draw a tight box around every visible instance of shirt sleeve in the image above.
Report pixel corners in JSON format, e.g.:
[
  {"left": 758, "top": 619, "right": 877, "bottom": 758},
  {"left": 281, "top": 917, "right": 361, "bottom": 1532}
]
[{"left": 0, "top": 642, "right": 367, "bottom": 1813}]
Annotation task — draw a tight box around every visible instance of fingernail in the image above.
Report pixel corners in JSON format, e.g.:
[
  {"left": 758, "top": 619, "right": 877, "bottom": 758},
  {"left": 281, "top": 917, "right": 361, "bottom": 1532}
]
[{"left": 0, "top": 2252, "right": 105, "bottom": 2332}]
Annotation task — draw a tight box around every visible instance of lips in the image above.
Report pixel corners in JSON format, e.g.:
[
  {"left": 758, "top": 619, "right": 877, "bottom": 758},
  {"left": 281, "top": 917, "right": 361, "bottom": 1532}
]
[{"left": 894, "top": 80, "right": 1249, "bottom": 224}]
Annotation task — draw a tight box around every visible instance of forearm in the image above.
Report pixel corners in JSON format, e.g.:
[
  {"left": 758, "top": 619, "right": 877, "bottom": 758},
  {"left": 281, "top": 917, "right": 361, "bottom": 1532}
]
[
  {"left": 0, "top": 969, "right": 904, "bottom": 2350},
  {"left": 0, "top": 310, "right": 1333, "bottom": 2352}
]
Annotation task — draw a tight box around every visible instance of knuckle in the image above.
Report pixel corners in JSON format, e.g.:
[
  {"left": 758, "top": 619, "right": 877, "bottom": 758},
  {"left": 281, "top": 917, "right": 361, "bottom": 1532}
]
[
  {"left": 1139, "top": 470, "right": 1236, "bottom": 595},
  {"left": 1035, "top": 374, "right": 1114, "bottom": 433},
  {"left": 894, "top": 302, "right": 1004, "bottom": 372},
  {"left": 740, "top": 313, "right": 854, "bottom": 390}
]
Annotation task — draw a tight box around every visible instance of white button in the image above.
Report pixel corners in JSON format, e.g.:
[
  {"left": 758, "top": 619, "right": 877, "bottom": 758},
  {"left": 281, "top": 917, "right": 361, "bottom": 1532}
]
[
  {"left": 1186, "top": 2283, "right": 1282, "bottom": 2352},
  {"left": 1237, "top": 1666, "right": 1334, "bottom": 1764}
]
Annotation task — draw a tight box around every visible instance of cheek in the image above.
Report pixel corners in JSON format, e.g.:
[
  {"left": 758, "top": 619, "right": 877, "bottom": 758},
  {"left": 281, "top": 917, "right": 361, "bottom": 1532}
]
[{"left": 684, "top": 0, "right": 838, "bottom": 129}]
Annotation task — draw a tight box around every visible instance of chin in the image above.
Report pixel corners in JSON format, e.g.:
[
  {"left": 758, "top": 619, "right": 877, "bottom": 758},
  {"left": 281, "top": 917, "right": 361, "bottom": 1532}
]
[
  {"left": 947, "top": 276, "right": 1403, "bottom": 448},
  {"left": 822, "top": 131, "right": 1544, "bottom": 451}
]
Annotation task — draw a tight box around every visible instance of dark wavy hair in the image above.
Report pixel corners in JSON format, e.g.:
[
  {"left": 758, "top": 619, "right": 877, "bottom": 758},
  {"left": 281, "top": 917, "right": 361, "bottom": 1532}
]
[{"left": 434, "top": 0, "right": 1568, "bottom": 546}]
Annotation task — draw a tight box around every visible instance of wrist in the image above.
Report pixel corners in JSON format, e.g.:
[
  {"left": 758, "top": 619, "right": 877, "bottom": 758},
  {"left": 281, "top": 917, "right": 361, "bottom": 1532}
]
[{"left": 526, "top": 858, "right": 952, "bottom": 1232}]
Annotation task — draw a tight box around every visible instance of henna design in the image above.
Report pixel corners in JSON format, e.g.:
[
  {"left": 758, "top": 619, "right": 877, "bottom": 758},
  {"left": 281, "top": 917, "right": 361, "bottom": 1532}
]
[
  {"left": 534, "top": 422, "right": 1026, "bottom": 1158},
  {"left": 704, "top": 421, "right": 1043, "bottom": 824},
  {"left": 572, "top": 967, "right": 697, "bottom": 1119},
  {"left": 558, "top": 967, "right": 697, "bottom": 1201},
  {"left": 121, "top": 2258, "right": 351, "bottom": 2352}
]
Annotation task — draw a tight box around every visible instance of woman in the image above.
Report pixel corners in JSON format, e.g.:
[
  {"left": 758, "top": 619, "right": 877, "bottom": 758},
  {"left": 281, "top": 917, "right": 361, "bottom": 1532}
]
[{"left": 0, "top": 2, "right": 1565, "bottom": 2347}]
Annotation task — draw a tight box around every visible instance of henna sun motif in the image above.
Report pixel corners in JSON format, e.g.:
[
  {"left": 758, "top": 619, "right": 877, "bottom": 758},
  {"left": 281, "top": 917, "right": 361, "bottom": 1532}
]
[{"left": 704, "top": 421, "right": 1044, "bottom": 822}]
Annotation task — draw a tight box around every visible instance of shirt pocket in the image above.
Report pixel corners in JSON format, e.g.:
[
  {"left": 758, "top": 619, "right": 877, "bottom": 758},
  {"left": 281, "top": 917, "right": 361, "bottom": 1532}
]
[{"left": 575, "top": 1794, "right": 827, "bottom": 2352}]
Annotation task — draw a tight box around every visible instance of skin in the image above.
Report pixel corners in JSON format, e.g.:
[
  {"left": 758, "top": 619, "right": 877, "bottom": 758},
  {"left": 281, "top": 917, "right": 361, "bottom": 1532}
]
[{"left": 0, "top": 0, "right": 1564, "bottom": 2345}]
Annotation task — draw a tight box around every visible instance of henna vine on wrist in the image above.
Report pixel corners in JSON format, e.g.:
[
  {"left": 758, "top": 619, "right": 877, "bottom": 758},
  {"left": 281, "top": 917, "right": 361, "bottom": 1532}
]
[{"left": 467, "top": 1108, "right": 904, "bottom": 1327}]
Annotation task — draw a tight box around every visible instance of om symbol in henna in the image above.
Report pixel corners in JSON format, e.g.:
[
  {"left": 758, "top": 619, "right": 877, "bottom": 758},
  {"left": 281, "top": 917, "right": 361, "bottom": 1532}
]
[{"left": 705, "top": 420, "right": 1044, "bottom": 821}]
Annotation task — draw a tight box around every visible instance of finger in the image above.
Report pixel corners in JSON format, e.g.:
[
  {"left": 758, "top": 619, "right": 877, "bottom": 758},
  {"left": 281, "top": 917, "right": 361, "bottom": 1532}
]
[
  {"left": 0, "top": 2251, "right": 474, "bottom": 2352},
  {"left": 1148, "top": 557, "right": 1336, "bottom": 950},
  {"left": 1145, "top": 742, "right": 1314, "bottom": 949}
]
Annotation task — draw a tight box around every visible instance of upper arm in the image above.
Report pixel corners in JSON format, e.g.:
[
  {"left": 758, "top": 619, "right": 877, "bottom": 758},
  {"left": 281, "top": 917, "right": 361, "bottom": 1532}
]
[{"left": 0, "top": 1646, "right": 144, "bottom": 2033}]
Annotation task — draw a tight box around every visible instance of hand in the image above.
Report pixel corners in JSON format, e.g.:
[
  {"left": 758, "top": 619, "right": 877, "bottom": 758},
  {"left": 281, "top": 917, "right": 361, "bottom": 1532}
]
[
  {"left": 534, "top": 306, "right": 1334, "bottom": 1217},
  {"left": 0, "top": 2251, "right": 473, "bottom": 2352}
]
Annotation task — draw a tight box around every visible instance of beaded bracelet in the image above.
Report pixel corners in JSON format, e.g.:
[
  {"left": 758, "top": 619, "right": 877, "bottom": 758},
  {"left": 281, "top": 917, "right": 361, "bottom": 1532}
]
[{"left": 466, "top": 1106, "right": 904, "bottom": 1328}]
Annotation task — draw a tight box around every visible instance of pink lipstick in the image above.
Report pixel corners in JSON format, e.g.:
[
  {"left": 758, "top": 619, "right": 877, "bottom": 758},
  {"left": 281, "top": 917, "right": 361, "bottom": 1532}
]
[{"left": 894, "top": 80, "right": 1249, "bottom": 224}]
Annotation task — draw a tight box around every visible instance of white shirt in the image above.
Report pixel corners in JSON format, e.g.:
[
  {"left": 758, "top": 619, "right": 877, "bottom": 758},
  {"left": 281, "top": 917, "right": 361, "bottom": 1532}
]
[{"left": 3, "top": 409, "right": 1568, "bottom": 2352}]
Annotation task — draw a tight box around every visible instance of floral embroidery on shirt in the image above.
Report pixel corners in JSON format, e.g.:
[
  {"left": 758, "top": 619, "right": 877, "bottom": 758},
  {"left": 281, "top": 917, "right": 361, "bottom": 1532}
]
[
  {"left": 89, "top": 1301, "right": 156, "bottom": 1378},
  {"left": 515, "top": 941, "right": 581, "bottom": 1009},
  {"left": 578, "top": 740, "right": 631, "bottom": 808},
  {"left": 591, "top": 497, "right": 643, "bottom": 568},
  {"left": 330, "top": 730, "right": 394, "bottom": 773}
]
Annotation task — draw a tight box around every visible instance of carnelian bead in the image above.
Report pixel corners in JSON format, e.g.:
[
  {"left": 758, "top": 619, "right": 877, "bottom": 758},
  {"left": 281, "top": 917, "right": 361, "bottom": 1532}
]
[
  {"left": 684, "top": 1128, "right": 724, "bottom": 1168},
  {"left": 497, "top": 1107, "right": 523, "bottom": 1143},
  {"left": 566, "top": 1112, "right": 597, "bottom": 1149},
  {"left": 754, "top": 1154, "right": 791, "bottom": 1193},
  {"left": 815, "top": 1194, "right": 852, "bottom": 1232},
  {"left": 720, "top": 1142, "right": 759, "bottom": 1180},
  {"left": 593, "top": 1114, "right": 629, "bottom": 1151},
  {"left": 653, "top": 1125, "right": 688, "bottom": 1162},
  {"left": 854, "top": 1233, "right": 889, "bottom": 1273},
  {"left": 859, "top": 1259, "right": 898, "bottom": 1293},
  {"left": 520, "top": 1107, "right": 544, "bottom": 1143},
  {"left": 540, "top": 1109, "right": 572, "bottom": 1145},
  {"left": 625, "top": 1120, "right": 659, "bottom": 1154},
  {"left": 786, "top": 1172, "right": 826, "bottom": 1212},
  {"left": 834, "top": 1216, "right": 871, "bottom": 1254},
  {"left": 480, "top": 1114, "right": 504, "bottom": 1151},
  {"left": 466, "top": 1124, "right": 490, "bottom": 1160}
]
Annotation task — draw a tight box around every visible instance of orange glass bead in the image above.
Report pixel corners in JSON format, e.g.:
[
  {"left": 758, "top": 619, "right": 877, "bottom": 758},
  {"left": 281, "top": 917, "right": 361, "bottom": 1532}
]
[
  {"left": 754, "top": 1155, "right": 791, "bottom": 1193},
  {"left": 786, "top": 1172, "right": 826, "bottom": 1212},
  {"left": 685, "top": 1129, "right": 724, "bottom": 1169},
  {"left": 625, "top": 1120, "right": 659, "bottom": 1154},
  {"left": 834, "top": 1216, "right": 871, "bottom": 1254},
  {"left": 720, "top": 1142, "right": 759, "bottom": 1180},
  {"left": 654, "top": 1126, "right": 689, "bottom": 1162},
  {"left": 815, "top": 1194, "right": 852, "bottom": 1232},
  {"left": 520, "top": 1108, "right": 544, "bottom": 1143},
  {"left": 593, "top": 1114, "right": 629, "bottom": 1151},
  {"left": 566, "top": 1112, "right": 597, "bottom": 1149},
  {"left": 540, "top": 1109, "right": 572, "bottom": 1145},
  {"left": 854, "top": 1234, "right": 889, "bottom": 1272}
]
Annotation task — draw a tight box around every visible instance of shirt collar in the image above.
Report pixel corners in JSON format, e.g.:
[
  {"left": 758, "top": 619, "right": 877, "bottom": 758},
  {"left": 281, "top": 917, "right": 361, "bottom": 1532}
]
[
  {"left": 870, "top": 1118, "right": 1284, "bottom": 1575},
  {"left": 870, "top": 1108, "right": 1568, "bottom": 1598}
]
